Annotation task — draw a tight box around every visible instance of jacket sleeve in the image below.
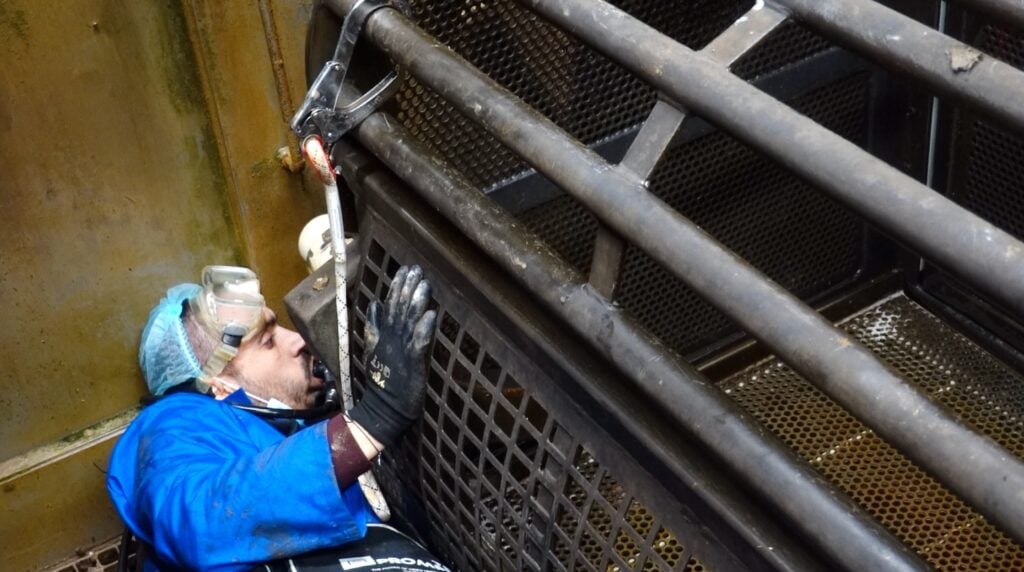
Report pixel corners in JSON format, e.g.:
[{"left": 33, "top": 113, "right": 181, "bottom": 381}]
[{"left": 111, "top": 398, "right": 373, "bottom": 571}]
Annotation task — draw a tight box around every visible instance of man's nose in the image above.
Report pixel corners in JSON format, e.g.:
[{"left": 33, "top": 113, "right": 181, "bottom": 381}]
[{"left": 280, "top": 327, "right": 306, "bottom": 355}]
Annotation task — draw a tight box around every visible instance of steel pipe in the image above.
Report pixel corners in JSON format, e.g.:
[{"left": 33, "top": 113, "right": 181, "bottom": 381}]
[
  {"left": 325, "top": 0, "right": 1024, "bottom": 545},
  {"left": 345, "top": 111, "right": 929, "bottom": 572},
  {"left": 520, "top": 0, "right": 1024, "bottom": 324},
  {"left": 772, "top": 0, "right": 1024, "bottom": 129}
]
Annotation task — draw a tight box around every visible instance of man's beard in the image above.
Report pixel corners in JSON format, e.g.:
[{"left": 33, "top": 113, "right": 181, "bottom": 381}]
[{"left": 229, "top": 361, "right": 319, "bottom": 409}]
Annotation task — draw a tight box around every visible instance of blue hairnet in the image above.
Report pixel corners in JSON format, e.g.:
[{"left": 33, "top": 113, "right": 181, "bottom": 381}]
[{"left": 139, "top": 283, "right": 203, "bottom": 396}]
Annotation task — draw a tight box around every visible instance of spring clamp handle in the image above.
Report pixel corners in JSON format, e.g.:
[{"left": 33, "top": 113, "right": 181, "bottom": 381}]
[{"left": 290, "top": 0, "right": 406, "bottom": 145}]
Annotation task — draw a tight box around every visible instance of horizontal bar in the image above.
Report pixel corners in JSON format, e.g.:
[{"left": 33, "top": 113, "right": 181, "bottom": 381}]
[
  {"left": 326, "top": 0, "right": 1024, "bottom": 546},
  {"left": 952, "top": 0, "right": 1024, "bottom": 32},
  {"left": 773, "top": 0, "right": 1024, "bottom": 129},
  {"left": 523, "top": 0, "right": 1024, "bottom": 324},
  {"left": 345, "top": 110, "right": 929, "bottom": 572}
]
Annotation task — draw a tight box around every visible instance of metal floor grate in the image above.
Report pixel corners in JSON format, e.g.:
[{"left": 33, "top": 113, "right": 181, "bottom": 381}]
[
  {"left": 720, "top": 294, "right": 1024, "bottom": 570},
  {"left": 43, "top": 536, "right": 129, "bottom": 572},
  {"left": 351, "top": 227, "right": 712, "bottom": 572}
]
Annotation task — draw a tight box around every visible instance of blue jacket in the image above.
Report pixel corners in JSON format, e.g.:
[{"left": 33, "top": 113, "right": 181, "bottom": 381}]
[{"left": 107, "top": 393, "right": 376, "bottom": 571}]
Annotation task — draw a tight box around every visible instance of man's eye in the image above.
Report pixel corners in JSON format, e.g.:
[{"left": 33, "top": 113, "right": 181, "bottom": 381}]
[{"left": 262, "top": 334, "right": 275, "bottom": 348}]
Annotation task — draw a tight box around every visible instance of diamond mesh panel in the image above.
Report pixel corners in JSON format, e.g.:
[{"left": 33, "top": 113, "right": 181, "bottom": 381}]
[
  {"left": 610, "top": 74, "right": 869, "bottom": 356},
  {"left": 351, "top": 234, "right": 711, "bottom": 572},
  {"left": 720, "top": 295, "right": 1024, "bottom": 571},
  {"left": 947, "top": 25, "right": 1024, "bottom": 243}
]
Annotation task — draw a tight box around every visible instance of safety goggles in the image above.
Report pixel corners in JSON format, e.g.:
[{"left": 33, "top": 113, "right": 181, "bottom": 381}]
[{"left": 189, "top": 265, "right": 266, "bottom": 344}]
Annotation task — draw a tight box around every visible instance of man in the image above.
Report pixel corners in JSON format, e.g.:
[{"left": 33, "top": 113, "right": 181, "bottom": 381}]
[{"left": 107, "top": 264, "right": 440, "bottom": 571}]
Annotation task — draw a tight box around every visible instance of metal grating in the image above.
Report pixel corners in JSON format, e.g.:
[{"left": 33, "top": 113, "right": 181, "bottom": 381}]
[
  {"left": 519, "top": 194, "right": 598, "bottom": 274},
  {"left": 730, "top": 20, "right": 834, "bottom": 79},
  {"left": 391, "top": 0, "right": 842, "bottom": 192},
  {"left": 947, "top": 25, "right": 1024, "bottom": 243},
  {"left": 719, "top": 295, "right": 1024, "bottom": 571},
  {"left": 350, "top": 231, "right": 711, "bottom": 572},
  {"left": 43, "top": 536, "right": 130, "bottom": 572},
  {"left": 612, "top": 73, "right": 869, "bottom": 356},
  {"left": 393, "top": 0, "right": 752, "bottom": 190},
  {"left": 388, "top": 0, "right": 863, "bottom": 358}
]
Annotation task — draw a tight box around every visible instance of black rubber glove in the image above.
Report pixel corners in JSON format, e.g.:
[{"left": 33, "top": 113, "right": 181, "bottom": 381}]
[{"left": 351, "top": 265, "right": 438, "bottom": 447}]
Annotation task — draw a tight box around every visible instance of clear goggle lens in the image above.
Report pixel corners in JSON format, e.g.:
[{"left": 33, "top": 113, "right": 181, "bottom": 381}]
[{"left": 191, "top": 265, "right": 265, "bottom": 340}]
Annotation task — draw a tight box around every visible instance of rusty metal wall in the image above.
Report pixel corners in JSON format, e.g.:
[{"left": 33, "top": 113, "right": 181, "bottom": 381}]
[{"left": 0, "top": 0, "right": 318, "bottom": 569}]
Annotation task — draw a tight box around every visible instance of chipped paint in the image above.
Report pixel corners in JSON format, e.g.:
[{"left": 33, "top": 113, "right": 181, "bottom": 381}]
[{"left": 948, "top": 45, "right": 983, "bottom": 73}]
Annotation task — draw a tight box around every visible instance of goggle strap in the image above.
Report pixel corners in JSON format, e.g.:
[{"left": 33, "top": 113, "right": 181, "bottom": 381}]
[{"left": 198, "top": 341, "right": 240, "bottom": 393}]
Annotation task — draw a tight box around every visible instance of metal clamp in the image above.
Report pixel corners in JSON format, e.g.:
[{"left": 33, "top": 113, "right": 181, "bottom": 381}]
[{"left": 290, "top": 0, "right": 406, "bottom": 144}]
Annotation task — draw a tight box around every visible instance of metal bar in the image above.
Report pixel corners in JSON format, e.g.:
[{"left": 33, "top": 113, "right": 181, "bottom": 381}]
[
  {"left": 588, "top": 101, "right": 680, "bottom": 296},
  {"left": 520, "top": 0, "right": 1024, "bottom": 325},
  {"left": 703, "top": 3, "right": 789, "bottom": 70},
  {"left": 588, "top": 4, "right": 786, "bottom": 298},
  {"left": 616, "top": 1, "right": 787, "bottom": 185},
  {"left": 325, "top": 0, "right": 1024, "bottom": 545},
  {"left": 345, "top": 111, "right": 929, "bottom": 572},
  {"left": 950, "top": 0, "right": 1024, "bottom": 35},
  {"left": 587, "top": 227, "right": 627, "bottom": 298},
  {"left": 771, "top": 0, "right": 1024, "bottom": 129},
  {"left": 486, "top": 45, "right": 865, "bottom": 215}
]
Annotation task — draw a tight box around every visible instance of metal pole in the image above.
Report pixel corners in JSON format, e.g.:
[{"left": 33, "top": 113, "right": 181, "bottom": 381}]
[
  {"left": 324, "top": 0, "right": 1024, "bottom": 545},
  {"left": 951, "top": 0, "right": 1024, "bottom": 32},
  {"left": 513, "top": 0, "right": 1024, "bottom": 325},
  {"left": 343, "top": 112, "right": 929, "bottom": 572},
  {"left": 771, "top": 0, "right": 1024, "bottom": 129}
]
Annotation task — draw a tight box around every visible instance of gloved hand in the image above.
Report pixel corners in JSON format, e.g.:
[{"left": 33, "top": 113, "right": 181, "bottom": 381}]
[{"left": 351, "top": 265, "right": 438, "bottom": 447}]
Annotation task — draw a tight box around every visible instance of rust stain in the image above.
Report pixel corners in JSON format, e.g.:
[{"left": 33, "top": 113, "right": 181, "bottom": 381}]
[{"left": 0, "top": 3, "right": 29, "bottom": 46}]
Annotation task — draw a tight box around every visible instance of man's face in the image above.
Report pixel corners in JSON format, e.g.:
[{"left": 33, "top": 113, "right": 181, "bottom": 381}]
[{"left": 223, "top": 308, "right": 325, "bottom": 409}]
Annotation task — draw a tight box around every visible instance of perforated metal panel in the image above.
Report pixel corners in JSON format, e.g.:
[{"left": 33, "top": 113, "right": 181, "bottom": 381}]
[
  {"left": 615, "top": 74, "right": 867, "bottom": 355},
  {"left": 387, "top": 0, "right": 872, "bottom": 359},
  {"left": 947, "top": 25, "right": 1024, "bottom": 242},
  {"left": 349, "top": 218, "right": 722, "bottom": 572},
  {"left": 520, "top": 74, "right": 869, "bottom": 357},
  {"left": 730, "top": 20, "right": 833, "bottom": 79},
  {"left": 720, "top": 295, "right": 1024, "bottom": 571},
  {"left": 394, "top": 0, "right": 753, "bottom": 190}
]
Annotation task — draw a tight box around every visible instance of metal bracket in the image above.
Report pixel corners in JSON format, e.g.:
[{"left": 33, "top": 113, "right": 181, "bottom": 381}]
[{"left": 290, "top": 0, "right": 406, "bottom": 145}]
